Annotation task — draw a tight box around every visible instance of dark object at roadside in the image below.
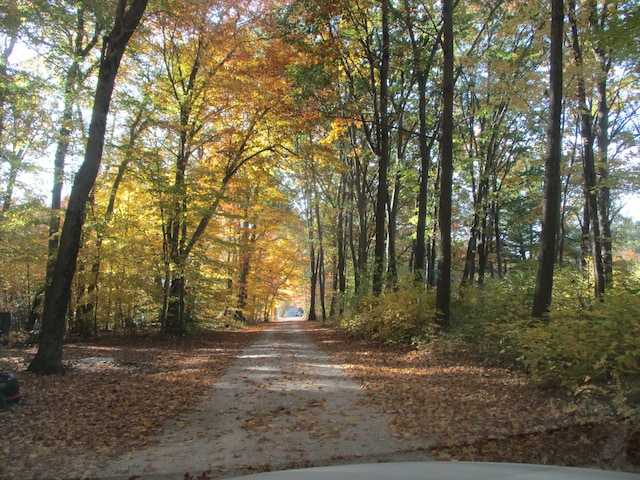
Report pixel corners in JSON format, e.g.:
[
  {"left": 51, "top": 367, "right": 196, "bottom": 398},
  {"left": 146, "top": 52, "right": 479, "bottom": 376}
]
[
  {"left": 0, "top": 311, "right": 10, "bottom": 345},
  {"left": 0, "top": 371, "right": 20, "bottom": 412}
]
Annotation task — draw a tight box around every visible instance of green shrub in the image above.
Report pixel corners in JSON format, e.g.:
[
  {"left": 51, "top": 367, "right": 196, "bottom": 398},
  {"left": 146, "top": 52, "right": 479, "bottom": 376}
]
[
  {"left": 340, "top": 283, "right": 438, "bottom": 345},
  {"left": 522, "top": 287, "right": 640, "bottom": 388},
  {"left": 449, "top": 262, "right": 536, "bottom": 367}
]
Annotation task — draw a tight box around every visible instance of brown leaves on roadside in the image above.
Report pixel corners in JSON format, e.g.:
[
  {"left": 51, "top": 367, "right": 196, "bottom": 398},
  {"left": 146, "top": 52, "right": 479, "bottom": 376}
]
[
  {"left": 0, "top": 327, "right": 264, "bottom": 480},
  {"left": 305, "top": 323, "right": 640, "bottom": 473}
]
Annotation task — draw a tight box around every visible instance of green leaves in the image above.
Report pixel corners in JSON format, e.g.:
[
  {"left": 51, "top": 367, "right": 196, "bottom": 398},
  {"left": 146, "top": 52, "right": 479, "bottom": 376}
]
[
  {"left": 524, "top": 285, "right": 640, "bottom": 388},
  {"left": 340, "top": 280, "right": 438, "bottom": 344}
]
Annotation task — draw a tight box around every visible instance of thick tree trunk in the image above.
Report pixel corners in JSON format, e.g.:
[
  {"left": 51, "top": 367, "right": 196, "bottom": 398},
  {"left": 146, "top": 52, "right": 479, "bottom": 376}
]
[
  {"left": 28, "top": 0, "right": 149, "bottom": 375},
  {"left": 436, "top": 0, "right": 455, "bottom": 328},
  {"left": 166, "top": 276, "right": 186, "bottom": 335},
  {"left": 532, "top": 0, "right": 564, "bottom": 318}
]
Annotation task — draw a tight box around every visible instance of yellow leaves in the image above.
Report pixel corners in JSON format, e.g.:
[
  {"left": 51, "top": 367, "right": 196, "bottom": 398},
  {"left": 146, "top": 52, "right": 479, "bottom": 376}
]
[{"left": 322, "top": 118, "right": 350, "bottom": 145}]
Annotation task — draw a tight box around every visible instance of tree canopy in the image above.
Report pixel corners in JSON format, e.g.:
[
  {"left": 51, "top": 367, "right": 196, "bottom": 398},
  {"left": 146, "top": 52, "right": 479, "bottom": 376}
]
[{"left": 0, "top": 0, "right": 638, "bottom": 382}]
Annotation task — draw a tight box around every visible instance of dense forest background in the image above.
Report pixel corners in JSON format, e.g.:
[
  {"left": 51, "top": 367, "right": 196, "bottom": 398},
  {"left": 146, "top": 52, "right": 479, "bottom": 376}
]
[{"left": 0, "top": 0, "right": 639, "bottom": 384}]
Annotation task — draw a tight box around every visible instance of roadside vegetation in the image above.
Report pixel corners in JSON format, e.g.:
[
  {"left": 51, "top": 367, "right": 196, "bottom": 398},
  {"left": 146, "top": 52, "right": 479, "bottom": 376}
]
[{"left": 338, "top": 259, "right": 640, "bottom": 400}]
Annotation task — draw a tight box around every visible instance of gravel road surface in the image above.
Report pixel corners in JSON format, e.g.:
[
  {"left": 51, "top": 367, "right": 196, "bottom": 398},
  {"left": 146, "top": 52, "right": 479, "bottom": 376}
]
[{"left": 94, "top": 318, "right": 433, "bottom": 479}]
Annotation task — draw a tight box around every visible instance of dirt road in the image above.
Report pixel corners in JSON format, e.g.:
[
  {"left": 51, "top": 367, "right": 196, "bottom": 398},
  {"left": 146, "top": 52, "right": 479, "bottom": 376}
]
[{"left": 93, "top": 319, "right": 433, "bottom": 479}]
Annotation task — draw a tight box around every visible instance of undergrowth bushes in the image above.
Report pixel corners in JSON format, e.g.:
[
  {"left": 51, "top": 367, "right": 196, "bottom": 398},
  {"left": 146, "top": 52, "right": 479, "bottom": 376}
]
[
  {"left": 450, "top": 262, "right": 536, "bottom": 368},
  {"left": 338, "top": 261, "right": 640, "bottom": 389},
  {"left": 523, "top": 287, "right": 640, "bottom": 387},
  {"left": 339, "top": 281, "right": 438, "bottom": 345}
]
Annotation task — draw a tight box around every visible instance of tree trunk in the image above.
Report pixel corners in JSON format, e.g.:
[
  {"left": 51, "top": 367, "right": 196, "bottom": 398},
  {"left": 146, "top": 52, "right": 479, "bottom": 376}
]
[
  {"left": 315, "top": 201, "right": 327, "bottom": 320},
  {"left": 76, "top": 110, "right": 146, "bottom": 332},
  {"left": 166, "top": 276, "right": 186, "bottom": 335},
  {"left": 28, "top": 0, "right": 149, "bottom": 375},
  {"left": 307, "top": 190, "right": 318, "bottom": 321},
  {"left": 372, "top": 0, "right": 391, "bottom": 296},
  {"left": 413, "top": 71, "right": 430, "bottom": 282},
  {"left": 387, "top": 173, "right": 400, "bottom": 289},
  {"left": 235, "top": 232, "right": 251, "bottom": 323},
  {"left": 308, "top": 246, "right": 318, "bottom": 321},
  {"left": 568, "top": 0, "right": 605, "bottom": 298},
  {"left": 596, "top": 71, "right": 613, "bottom": 286},
  {"left": 336, "top": 176, "right": 347, "bottom": 314},
  {"left": 559, "top": 135, "right": 578, "bottom": 264},
  {"left": 461, "top": 221, "right": 478, "bottom": 286},
  {"left": 493, "top": 200, "right": 504, "bottom": 279},
  {"left": 532, "top": 0, "right": 564, "bottom": 318},
  {"left": 436, "top": 0, "right": 455, "bottom": 328},
  {"left": 47, "top": 6, "right": 101, "bottom": 282},
  {"left": 477, "top": 207, "right": 489, "bottom": 285}
]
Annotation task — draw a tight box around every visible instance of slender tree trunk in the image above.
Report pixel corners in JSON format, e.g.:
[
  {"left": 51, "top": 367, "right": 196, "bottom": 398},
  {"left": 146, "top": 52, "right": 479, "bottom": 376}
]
[
  {"left": 308, "top": 247, "right": 318, "bottom": 321},
  {"left": 315, "top": 201, "right": 327, "bottom": 320},
  {"left": 477, "top": 207, "right": 489, "bottom": 285},
  {"left": 413, "top": 71, "right": 430, "bottom": 282},
  {"left": 532, "top": 0, "right": 564, "bottom": 318},
  {"left": 596, "top": 71, "right": 613, "bottom": 286},
  {"left": 235, "top": 226, "right": 251, "bottom": 323},
  {"left": 28, "top": 0, "right": 149, "bottom": 374},
  {"left": 427, "top": 178, "right": 439, "bottom": 287},
  {"left": 0, "top": 17, "right": 18, "bottom": 142},
  {"left": 436, "top": 0, "right": 455, "bottom": 328},
  {"left": 307, "top": 190, "right": 318, "bottom": 321},
  {"left": 461, "top": 222, "right": 478, "bottom": 286},
  {"left": 77, "top": 110, "right": 146, "bottom": 332},
  {"left": 347, "top": 205, "right": 359, "bottom": 292},
  {"left": 387, "top": 174, "right": 400, "bottom": 289},
  {"left": 2, "top": 159, "right": 19, "bottom": 211},
  {"left": 559, "top": 133, "right": 578, "bottom": 264},
  {"left": 47, "top": 7, "right": 101, "bottom": 280},
  {"left": 493, "top": 200, "right": 504, "bottom": 279},
  {"left": 568, "top": 0, "right": 605, "bottom": 298},
  {"left": 336, "top": 175, "right": 347, "bottom": 314},
  {"left": 372, "top": 0, "right": 391, "bottom": 296}
]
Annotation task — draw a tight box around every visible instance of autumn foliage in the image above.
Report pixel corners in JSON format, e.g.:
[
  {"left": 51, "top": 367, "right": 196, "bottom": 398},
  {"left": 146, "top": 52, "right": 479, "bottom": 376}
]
[{"left": 0, "top": 327, "right": 264, "bottom": 479}]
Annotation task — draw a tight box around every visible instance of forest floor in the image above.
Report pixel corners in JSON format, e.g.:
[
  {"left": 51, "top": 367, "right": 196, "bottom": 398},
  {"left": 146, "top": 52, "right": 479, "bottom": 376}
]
[{"left": 1, "top": 319, "right": 639, "bottom": 479}]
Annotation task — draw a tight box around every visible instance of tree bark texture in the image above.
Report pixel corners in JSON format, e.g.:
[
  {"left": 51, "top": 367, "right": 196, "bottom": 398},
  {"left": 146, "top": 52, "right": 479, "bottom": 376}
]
[
  {"left": 532, "top": 0, "right": 564, "bottom": 318},
  {"left": 568, "top": 0, "right": 606, "bottom": 298},
  {"left": 28, "top": 0, "right": 149, "bottom": 374},
  {"left": 436, "top": 0, "right": 455, "bottom": 328},
  {"left": 372, "top": 0, "right": 391, "bottom": 296}
]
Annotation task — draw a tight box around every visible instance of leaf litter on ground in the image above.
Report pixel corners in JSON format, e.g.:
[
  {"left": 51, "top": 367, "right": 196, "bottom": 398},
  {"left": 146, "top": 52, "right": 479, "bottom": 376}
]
[
  {"left": 0, "top": 326, "right": 265, "bottom": 479},
  {"left": 2, "top": 321, "right": 639, "bottom": 479},
  {"left": 304, "top": 323, "right": 640, "bottom": 473}
]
